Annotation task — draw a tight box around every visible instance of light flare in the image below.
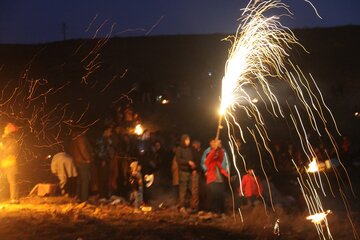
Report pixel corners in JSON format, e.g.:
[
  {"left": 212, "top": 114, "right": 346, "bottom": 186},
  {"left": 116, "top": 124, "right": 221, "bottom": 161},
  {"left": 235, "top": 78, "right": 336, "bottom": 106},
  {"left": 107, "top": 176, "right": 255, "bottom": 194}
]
[
  {"left": 216, "top": 0, "right": 356, "bottom": 238},
  {"left": 306, "top": 210, "right": 331, "bottom": 224},
  {"left": 134, "top": 124, "right": 144, "bottom": 136},
  {"left": 307, "top": 158, "right": 319, "bottom": 173}
]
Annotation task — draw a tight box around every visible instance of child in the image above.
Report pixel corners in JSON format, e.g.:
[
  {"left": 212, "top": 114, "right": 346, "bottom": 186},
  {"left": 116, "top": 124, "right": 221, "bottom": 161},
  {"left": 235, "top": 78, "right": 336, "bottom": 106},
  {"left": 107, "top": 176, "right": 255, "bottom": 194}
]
[{"left": 129, "top": 161, "right": 143, "bottom": 210}]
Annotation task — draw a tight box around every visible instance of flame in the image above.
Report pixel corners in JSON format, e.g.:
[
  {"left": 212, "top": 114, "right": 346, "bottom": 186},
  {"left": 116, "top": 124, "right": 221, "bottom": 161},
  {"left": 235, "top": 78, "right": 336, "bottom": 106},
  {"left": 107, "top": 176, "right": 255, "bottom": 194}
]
[{"left": 134, "top": 124, "right": 144, "bottom": 136}]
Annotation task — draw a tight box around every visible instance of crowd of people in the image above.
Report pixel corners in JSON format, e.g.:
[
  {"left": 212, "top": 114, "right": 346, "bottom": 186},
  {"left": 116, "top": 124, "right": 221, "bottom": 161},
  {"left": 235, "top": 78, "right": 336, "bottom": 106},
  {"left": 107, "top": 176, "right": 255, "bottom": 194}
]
[
  {"left": 0, "top": 103, "right": 356, "bottom": 217},
  {"left": 44, "top": 104, "right": 264, "bottom": 215}
]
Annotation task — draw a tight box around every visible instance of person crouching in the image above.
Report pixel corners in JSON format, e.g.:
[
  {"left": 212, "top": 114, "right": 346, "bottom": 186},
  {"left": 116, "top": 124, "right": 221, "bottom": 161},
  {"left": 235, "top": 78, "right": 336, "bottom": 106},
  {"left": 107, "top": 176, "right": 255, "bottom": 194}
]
[{"left": 51, "top": 151, "right": 78, "bottom": 197}]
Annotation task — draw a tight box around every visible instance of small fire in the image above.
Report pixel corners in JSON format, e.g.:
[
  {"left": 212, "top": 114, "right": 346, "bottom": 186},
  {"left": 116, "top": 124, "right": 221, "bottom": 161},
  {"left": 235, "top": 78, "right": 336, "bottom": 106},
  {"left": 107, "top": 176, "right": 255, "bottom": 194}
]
[
  {"left": 306, "top": 158, "right": 319, "bottom": 173},
  {"left": 134, "top": 124, "right": 144, "bottom": 136},
  {"left": 306, "top": 210, "right": 331, "bottom": 224}
]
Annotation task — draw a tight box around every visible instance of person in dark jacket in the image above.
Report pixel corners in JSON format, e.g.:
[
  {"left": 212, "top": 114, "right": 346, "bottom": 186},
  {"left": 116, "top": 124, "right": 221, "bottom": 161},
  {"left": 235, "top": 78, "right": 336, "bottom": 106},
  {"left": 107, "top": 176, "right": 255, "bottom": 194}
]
[
  {"left": 70, "top": 131, "right": 93, "bottom": 202},
  {"left": 191, "top": 140, "right": 203, "bottom": 211},
  {"left": 176, "top": 134, "right": 196, "bottom": 212},
  {"left": 94, "top": 125, "right": 115, "bottom": 199}
]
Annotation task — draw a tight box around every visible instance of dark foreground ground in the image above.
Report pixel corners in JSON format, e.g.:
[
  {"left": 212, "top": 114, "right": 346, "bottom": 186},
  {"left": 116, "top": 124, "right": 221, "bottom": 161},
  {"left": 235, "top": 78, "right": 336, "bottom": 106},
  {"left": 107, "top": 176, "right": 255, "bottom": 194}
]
[{"left": 0, "top": 196, "right": 358, "bottom": 240}]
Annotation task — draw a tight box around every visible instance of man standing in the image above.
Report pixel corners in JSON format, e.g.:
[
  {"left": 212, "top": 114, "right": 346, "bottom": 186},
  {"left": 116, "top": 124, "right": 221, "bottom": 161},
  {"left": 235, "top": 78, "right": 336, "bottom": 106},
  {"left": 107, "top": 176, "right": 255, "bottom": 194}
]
[
  {"left": 0, "top": 123, "right": 20, "bottom": 204},
  {"left": 70, "top": 131, "right": 93, "bottom": 202},
  {"left": 176, "top": 134, "right": 196, "bottom": 213}
]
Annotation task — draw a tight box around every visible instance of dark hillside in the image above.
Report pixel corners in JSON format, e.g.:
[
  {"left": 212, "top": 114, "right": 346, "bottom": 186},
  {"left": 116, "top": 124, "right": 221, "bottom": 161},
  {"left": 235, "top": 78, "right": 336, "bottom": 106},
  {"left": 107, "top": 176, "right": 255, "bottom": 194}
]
[{"left": 0, "top": 26, "right": 359, "bottom": 142}]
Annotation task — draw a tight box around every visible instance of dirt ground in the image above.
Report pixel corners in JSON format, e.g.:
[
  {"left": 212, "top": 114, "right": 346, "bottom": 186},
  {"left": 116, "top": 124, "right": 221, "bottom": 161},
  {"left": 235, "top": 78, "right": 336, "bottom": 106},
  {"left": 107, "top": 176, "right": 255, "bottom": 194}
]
[{"left": 0, "top": 196, "right": 358, "bottom": 240}]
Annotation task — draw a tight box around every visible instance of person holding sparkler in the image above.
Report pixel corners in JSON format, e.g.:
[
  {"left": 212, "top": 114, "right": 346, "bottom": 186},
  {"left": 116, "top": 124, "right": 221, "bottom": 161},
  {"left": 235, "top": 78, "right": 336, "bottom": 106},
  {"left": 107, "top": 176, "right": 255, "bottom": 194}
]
[
  {"left": 202, "top": 139, "right": 229, "bottom": 214},
  {"left": 0, "top": 122, "right": 20, "bottom": 204}
]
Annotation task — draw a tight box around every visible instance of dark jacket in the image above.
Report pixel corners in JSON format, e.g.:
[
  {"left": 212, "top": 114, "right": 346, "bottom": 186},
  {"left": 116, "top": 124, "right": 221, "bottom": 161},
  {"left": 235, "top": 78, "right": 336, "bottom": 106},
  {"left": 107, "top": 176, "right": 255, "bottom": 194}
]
[
  {"left": 70, "top": 133, "right": 93, "bottom": 164},
  {"left": 191, "top": 147, "right": 203, "bottom": 172},
  {"left": 176, "top": 134, "right": 193, "bottom": 172}
]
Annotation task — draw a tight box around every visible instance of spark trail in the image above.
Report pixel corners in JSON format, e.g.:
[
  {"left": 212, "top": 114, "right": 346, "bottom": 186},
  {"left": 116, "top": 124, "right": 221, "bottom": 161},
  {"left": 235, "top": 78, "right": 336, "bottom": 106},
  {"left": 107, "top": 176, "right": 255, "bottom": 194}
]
[{"left": 217, "top": 0, "right": 356, "bottom": 239}]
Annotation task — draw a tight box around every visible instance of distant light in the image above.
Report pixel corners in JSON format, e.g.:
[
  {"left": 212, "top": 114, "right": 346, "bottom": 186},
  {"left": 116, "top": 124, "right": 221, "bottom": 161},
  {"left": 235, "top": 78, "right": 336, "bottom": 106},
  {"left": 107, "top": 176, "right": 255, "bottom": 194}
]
[
  {"left": 46, "top": 155, "right": 52, "bottom": 159},
  {"left": 161, "top": 99, "right": 169, "bottom": 104},
  {"left": 355, "top": 112, "right": 359, "bottom": 117},
  {"left": 251, "top": 98, "right": 259, "bottom": 103},
  {"left": 208, "top": 72, "right": 212, "bottom": 77},
  {"left": 156, "top": 95, "right": 163, "bottom": 102}
]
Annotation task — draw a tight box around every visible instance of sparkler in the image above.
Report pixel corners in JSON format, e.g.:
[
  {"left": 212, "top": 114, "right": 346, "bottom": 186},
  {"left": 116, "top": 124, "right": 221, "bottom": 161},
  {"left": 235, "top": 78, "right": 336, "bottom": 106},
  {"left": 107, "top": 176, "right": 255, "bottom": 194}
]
[{"left": 216, "top": 0, "right": 356, "bottom": 238}]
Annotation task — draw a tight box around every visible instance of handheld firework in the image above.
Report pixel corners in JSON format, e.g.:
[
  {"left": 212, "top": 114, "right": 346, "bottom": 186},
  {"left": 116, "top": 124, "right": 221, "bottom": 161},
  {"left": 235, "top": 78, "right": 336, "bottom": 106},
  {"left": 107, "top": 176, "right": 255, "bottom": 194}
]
[{"left": 215, "top": 0, "right": 355, "bottom": 239}]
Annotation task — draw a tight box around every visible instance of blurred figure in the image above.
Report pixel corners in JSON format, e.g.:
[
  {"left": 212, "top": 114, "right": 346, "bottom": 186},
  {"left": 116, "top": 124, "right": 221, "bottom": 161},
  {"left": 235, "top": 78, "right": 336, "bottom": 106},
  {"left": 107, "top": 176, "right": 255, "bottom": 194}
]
[
  {"left": 123, "top": 104, "right": 135, "bottom": 129},
  {"left": 94, "top": 125, "right": 115, "bottom": 199},
  {"left": 176, "top": 134, "right": 196, "bottom": 213},
  {"left": 203, "top": 139, "right": 229, "bottom": 214},
  {"left": 171, "top": 145, "right": 179, "bottom": 199},
  {"left": 154, "top": 140, "right": 171, "bottom": 191},
  {"left": 70, "top": 131, "right": 93, "bottom": 202},
  {"left": 241, "top": 168, "right": 263, "bottom": 207},
  {"left": 0, "top": 123, "right": 20, "bottom": 203},
  {"left": 191, "top": 140, "right": 203, "bottom": 212},
  {"left": 129, "top": 161, "right": 143, "bottom": 210},
  {"left": 51, "top": 151, "right": 77, "bottom": 196},
  {"left": 341, "top": 136, "right": 352, "bottom": 167}
]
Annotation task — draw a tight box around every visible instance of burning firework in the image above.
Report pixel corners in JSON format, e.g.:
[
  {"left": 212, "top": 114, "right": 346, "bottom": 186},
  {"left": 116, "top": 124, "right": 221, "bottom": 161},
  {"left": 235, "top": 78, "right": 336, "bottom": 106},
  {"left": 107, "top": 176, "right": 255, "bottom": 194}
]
[
  {"left": 216, "top": 0, "right": 355, "bottom": 238},
  {"left": 306, "top": 210, "right": 331, "bottom": 224}
]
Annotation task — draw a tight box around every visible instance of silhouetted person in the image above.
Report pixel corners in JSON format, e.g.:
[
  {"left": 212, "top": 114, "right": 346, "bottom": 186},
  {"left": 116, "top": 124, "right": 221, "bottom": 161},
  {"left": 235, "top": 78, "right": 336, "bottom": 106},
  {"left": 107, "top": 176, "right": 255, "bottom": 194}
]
[
  {"left": 176, "top": 134, "right": 196, "bottom": 213},
  {"left": 0, "top": 123, "right": 20, "bottom": 203},
  {"left": 70, "top": 131, "right": 93, "bottom": 202}
]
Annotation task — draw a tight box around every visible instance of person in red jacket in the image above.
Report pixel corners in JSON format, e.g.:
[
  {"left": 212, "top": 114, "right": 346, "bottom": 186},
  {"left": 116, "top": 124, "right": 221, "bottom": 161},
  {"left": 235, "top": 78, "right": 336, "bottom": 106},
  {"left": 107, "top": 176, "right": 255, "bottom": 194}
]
[
  {"left": 241, "top": 168, "right": 263, "bottom": 207},
  {"left": 204, "top": 139, "right": 229, "bottom": 214}
]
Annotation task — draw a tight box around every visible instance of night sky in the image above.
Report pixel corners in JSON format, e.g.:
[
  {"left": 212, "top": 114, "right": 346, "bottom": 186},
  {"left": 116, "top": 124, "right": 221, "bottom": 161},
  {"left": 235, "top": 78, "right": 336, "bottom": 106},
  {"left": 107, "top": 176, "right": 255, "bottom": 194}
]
[{"left": 1, "top": 0, "right": 360, "bottom": 44}]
